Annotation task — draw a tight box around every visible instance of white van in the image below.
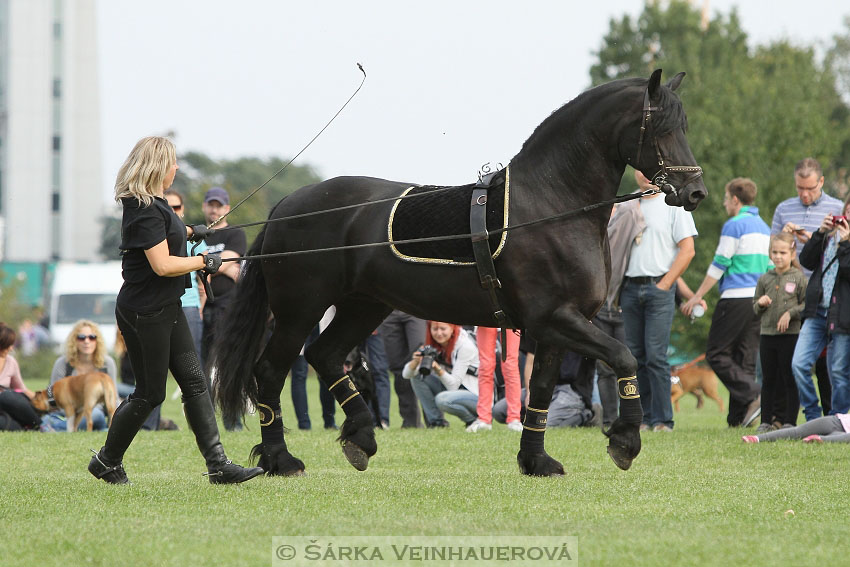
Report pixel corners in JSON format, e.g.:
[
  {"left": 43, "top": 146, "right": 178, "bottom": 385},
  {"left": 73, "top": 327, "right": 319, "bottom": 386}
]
[{"left": 49, "top": 261, "right": 124, "bottom": 352}]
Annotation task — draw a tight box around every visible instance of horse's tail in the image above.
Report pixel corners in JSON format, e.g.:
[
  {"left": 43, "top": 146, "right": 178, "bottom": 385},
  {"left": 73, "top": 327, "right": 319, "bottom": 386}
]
[{"left": 211, "top": 225, "right": 269, "bottom": 425}]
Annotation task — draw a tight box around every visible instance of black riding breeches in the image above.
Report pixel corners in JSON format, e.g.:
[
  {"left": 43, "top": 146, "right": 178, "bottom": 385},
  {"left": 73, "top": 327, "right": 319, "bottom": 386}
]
[{"left": 116, "top": 302, "right": 208, "bottom": 407}]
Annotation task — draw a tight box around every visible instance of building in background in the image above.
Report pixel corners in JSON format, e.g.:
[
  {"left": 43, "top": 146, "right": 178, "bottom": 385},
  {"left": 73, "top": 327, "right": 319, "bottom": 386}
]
[{"left": 0, "top": 0, "right": 102, "bottom": 262}]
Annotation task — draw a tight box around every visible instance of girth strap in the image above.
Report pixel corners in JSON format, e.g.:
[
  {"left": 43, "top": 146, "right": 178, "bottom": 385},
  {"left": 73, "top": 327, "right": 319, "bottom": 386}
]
[{"left": 470, "top": 175, "right": 515, "bottom": 361}]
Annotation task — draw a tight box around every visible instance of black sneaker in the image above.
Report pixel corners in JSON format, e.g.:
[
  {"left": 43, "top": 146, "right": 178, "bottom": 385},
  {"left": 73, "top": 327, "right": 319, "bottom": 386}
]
[{"left": 88, "top": 449, "right": 129, "bottom": 484}]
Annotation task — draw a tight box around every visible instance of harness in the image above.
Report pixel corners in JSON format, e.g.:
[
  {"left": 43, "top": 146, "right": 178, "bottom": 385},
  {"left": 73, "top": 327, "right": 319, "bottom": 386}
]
[
  {"left": 633, "top": 89, "right": 703, "bottom": 201},
  {"left": 470, "top": 169, "right": 516, "bottom": 353}
]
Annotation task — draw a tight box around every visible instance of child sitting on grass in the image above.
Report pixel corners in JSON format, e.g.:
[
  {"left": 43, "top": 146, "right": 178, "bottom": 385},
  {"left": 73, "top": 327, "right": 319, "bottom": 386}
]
[{"left": 743, "top": 414, "right": 850, "bottom": 443}]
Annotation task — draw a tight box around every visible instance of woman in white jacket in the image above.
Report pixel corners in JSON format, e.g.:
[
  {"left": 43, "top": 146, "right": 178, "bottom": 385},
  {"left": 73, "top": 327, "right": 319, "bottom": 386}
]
[{"left": 403, "top": 321, "right": 479, "bottom": 427}]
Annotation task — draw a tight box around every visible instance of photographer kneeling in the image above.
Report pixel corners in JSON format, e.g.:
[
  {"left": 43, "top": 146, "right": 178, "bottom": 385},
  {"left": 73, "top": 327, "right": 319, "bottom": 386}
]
[{"left": 402, "top": 321, "right": 479, "bottom": 428}]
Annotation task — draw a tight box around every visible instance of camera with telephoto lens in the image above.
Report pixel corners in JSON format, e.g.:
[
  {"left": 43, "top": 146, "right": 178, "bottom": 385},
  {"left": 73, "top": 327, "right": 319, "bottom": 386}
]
[{"left": 417, "top": 345, "right": 439, "bottom": 376}]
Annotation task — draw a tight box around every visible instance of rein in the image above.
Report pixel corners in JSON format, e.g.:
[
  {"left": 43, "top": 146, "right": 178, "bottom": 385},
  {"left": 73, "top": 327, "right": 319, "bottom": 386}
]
[{"left": 218, "top": 187, "right": 661, "bottom": 263}]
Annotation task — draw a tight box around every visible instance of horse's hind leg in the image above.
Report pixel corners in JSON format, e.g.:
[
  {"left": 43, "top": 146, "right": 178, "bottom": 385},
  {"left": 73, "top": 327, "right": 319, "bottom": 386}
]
[
  {"left": 305, "top": 298, "right": 392, "bottom": 471},
  {"left": 253, "top": 324, "right": 314, "bottom": 476},
  {"left": 517, "top": 342, "right": 566, "bottom": 477}
]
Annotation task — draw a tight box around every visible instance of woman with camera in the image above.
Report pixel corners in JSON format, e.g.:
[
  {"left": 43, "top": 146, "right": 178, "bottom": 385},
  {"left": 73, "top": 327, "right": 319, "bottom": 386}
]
[{"left": 402, "top": 321, "right": 479, "bottom": 428}]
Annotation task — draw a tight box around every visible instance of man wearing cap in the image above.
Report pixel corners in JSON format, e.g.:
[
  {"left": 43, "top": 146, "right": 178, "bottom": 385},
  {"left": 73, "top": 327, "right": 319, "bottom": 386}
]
[{"left": 200, "top": 187, "right": 247, "bottom": 387}]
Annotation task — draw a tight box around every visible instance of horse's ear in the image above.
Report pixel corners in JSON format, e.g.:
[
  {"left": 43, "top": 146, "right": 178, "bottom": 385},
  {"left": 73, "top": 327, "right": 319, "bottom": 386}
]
[
  {"left": 648, "top": 69, "right": 663, "bottom": 99},
  {"left": 666, "top": 72, "right": 686, "bottom": 92}
]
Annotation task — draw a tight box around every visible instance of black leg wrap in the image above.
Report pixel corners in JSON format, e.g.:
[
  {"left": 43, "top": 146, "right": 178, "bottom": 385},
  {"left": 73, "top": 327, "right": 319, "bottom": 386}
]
[
  {"left": 602, "top": 377, "right": 642, "bottom": 471},
  {"left": 338, "top": 410, "right": 377, "bottom": 472},
  {"left": 616, "top": 376, "right": 643, "bottom": 424},
  {"left": 254, "top": 400, "right": 305, "bottom": 477},
  {"left": 517, "top": 407, "right": 563, "bottom": 477},
  {"left": 327, "top": 374, "right": 371, "bottom": 417},
  {"left": 520, "top": 407, "right": 548, "bottom": 453}
]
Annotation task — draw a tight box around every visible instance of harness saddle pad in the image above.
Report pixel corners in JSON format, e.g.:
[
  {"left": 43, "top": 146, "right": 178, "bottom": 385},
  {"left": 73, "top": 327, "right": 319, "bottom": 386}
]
[{"left": 388, "top": 168, "right": 510, "bottom": 265}]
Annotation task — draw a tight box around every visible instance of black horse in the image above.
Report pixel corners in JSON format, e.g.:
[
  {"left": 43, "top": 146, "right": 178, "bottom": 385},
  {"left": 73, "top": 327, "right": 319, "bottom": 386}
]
[{"left": 213, "top": 69, "right": 706, "bottom": 477}]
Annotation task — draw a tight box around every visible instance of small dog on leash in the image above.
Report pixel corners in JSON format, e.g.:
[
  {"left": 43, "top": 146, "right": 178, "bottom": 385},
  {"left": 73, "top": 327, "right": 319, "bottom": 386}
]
[
  {"left": 30, "top": 372, "right": 117, "bottom": 431},
  {"left": 670, "top": 354, "right": 724, "bottom": 413}
]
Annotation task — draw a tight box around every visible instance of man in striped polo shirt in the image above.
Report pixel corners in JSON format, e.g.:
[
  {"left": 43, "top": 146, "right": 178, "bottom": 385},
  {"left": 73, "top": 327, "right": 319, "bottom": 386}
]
[
  {"left": 772, "top": 158, "right": 843, "bottom": 278},
  {"left": 682, "top": 178, "right": 771, "bottom": 426}
]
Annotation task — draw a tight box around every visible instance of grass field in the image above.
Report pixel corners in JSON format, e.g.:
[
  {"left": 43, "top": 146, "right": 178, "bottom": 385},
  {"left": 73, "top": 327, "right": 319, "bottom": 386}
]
[{"left": 1, "top": 374, "right": 843, "bottom": 567}]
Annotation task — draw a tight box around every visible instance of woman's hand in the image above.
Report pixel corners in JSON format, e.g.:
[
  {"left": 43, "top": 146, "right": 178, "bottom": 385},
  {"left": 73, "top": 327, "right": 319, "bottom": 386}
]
[
  {"left": 432, "top": 361, "right": 445, "bottom": 377},
  {"left": 406, "top": 348, "right": 423, "bottom": 371},
  {"left": 837, "top": 218, "right": 850, "bottom": 242},
  {"left": 818, "top": 214, "right": 835, "bottom": 234},
  {"left": 188, "top": 224, "right": 210, "bottom": 242}
]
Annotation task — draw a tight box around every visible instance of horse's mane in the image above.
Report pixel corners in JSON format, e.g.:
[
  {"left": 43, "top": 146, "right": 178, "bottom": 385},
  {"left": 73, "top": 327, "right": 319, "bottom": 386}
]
[{"left": 513, "top": 76, "right": 687, "bottom": 178}]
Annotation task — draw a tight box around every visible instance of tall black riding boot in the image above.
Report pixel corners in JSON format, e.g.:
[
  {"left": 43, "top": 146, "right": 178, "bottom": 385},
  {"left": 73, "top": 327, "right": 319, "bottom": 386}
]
[
  {"left": 88, "top": 398, "right": 153, "bottom": 484},
  {"left": 183, "top": 393, "right": 264, "bottom": 484}
]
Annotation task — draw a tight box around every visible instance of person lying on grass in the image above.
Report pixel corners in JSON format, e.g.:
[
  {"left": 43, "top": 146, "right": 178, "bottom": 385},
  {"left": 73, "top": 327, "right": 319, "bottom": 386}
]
[{"left": 742, "top": 413, "right": 850, "bottom": 443}]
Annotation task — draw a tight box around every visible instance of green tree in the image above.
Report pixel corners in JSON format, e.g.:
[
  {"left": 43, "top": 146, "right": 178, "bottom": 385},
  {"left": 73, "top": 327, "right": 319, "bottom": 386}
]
[{"left": 590, "top": 0, "right": 850, "bottom": 355}]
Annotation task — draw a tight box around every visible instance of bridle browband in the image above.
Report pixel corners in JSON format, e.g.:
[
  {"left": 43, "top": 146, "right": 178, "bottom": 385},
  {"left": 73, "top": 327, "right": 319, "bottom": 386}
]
[{"left": 632, "top": 88, "right": 703, "bottom": 201}]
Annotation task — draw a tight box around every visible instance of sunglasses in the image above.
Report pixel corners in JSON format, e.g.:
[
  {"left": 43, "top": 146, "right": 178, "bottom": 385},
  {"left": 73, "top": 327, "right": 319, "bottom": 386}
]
[
  {"left": 171, "top": 204, "right": 183, "bottom": 211},
  {"left": 76, "top": 334, "right": 97, "bottom": 341}
]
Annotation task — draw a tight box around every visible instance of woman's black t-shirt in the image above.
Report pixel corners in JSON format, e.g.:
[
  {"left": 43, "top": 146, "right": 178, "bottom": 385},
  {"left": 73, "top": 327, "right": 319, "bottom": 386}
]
[{"left": 116, "top": 196, "right": 190, "bottom": 311}]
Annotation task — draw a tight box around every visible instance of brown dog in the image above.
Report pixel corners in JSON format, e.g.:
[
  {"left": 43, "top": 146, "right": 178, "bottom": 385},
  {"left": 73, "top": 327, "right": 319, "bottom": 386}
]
[
  {"left": 670, "top": 355, "right": 725, "bottom": 413},
  {"left": 31, "top": 372, "right": 117, "bottom": 431}
]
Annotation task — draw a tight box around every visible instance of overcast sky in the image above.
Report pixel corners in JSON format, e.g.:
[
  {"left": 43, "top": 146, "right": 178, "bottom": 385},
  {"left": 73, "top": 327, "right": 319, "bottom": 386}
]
[{"left": 96, "top": 0, "right": 849, "bottom": 203}]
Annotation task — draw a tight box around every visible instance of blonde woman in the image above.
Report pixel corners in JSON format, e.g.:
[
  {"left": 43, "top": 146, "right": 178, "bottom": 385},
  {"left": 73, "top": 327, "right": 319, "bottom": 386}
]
[
  {"left": 88, "top": 136, "right": 261, "bottom": 485},
  {"left": 41, "top": 320, "right": 118, "bottom": 431}
]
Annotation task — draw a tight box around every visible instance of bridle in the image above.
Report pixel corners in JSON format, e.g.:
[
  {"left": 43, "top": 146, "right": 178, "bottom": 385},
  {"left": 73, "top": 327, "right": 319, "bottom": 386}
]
[{"left": 632, "top": 88, "right": 703, "bottom": 202}]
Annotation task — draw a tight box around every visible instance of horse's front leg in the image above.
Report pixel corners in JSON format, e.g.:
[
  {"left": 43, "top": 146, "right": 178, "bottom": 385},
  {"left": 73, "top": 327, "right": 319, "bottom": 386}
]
[
  {"left": 517, "top": 342, "right": 566, "bottom": 477},
  {"left": 529, "top": 306, "right": 643, "bottom": 472}
]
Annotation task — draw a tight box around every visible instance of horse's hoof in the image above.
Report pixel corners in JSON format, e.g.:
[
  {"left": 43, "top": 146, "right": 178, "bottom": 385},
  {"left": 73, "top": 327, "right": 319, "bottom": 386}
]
[
  {"left": 606, "top": 445, "right": 634, "bottom": 471},
  {"left": 603, "top": 419, "right": 641, "bottom": 471},
  {"left": 250, "top": 443, "right": 305, "bottom": 477},
  {"left": 342, "top": 441, "right": 370, "bottom": 471},
  {"left": 337, "top": 411, "right": 377, "bottom": 470},
  {"left": 516, "top": 450, "right": 565, "bottom": 477},
  {"left": 279, "top": 468, "right": 307, "bottom": 478}
]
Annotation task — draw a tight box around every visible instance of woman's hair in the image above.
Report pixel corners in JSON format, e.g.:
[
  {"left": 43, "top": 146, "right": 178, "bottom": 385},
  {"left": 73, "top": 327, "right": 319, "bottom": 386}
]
[
  {"left": 163, "top": 188, "right": 183, "bottom": 205},
  {"left": 0, "top": 322, "right": 16, "bottom": 350},
  {"left": 113, "top": 328, "right": 126, "bottom": 359},
  {"left": 114, "top": 136, "right": 176, "bottom": 206},
  {"left": 64, "top": 320, "right": 107, "bottom": 369},
  {"left": 769, "top": 232, "right": 802, "bottom": 270},
  {"left": 425, "top": 321, "right": 461, "bottom": 361}
]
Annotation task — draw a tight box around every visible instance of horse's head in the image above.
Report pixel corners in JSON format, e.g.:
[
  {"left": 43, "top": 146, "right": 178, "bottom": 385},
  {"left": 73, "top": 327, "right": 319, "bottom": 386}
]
[{"left": 626, "top": 69, "right": 706, "bottom": 211}]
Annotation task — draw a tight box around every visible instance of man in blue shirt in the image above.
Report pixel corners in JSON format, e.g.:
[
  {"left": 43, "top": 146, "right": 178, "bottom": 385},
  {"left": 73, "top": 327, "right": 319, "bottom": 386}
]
[{"left": 682, "top": 178, "right": 771, "bottom": 427}]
